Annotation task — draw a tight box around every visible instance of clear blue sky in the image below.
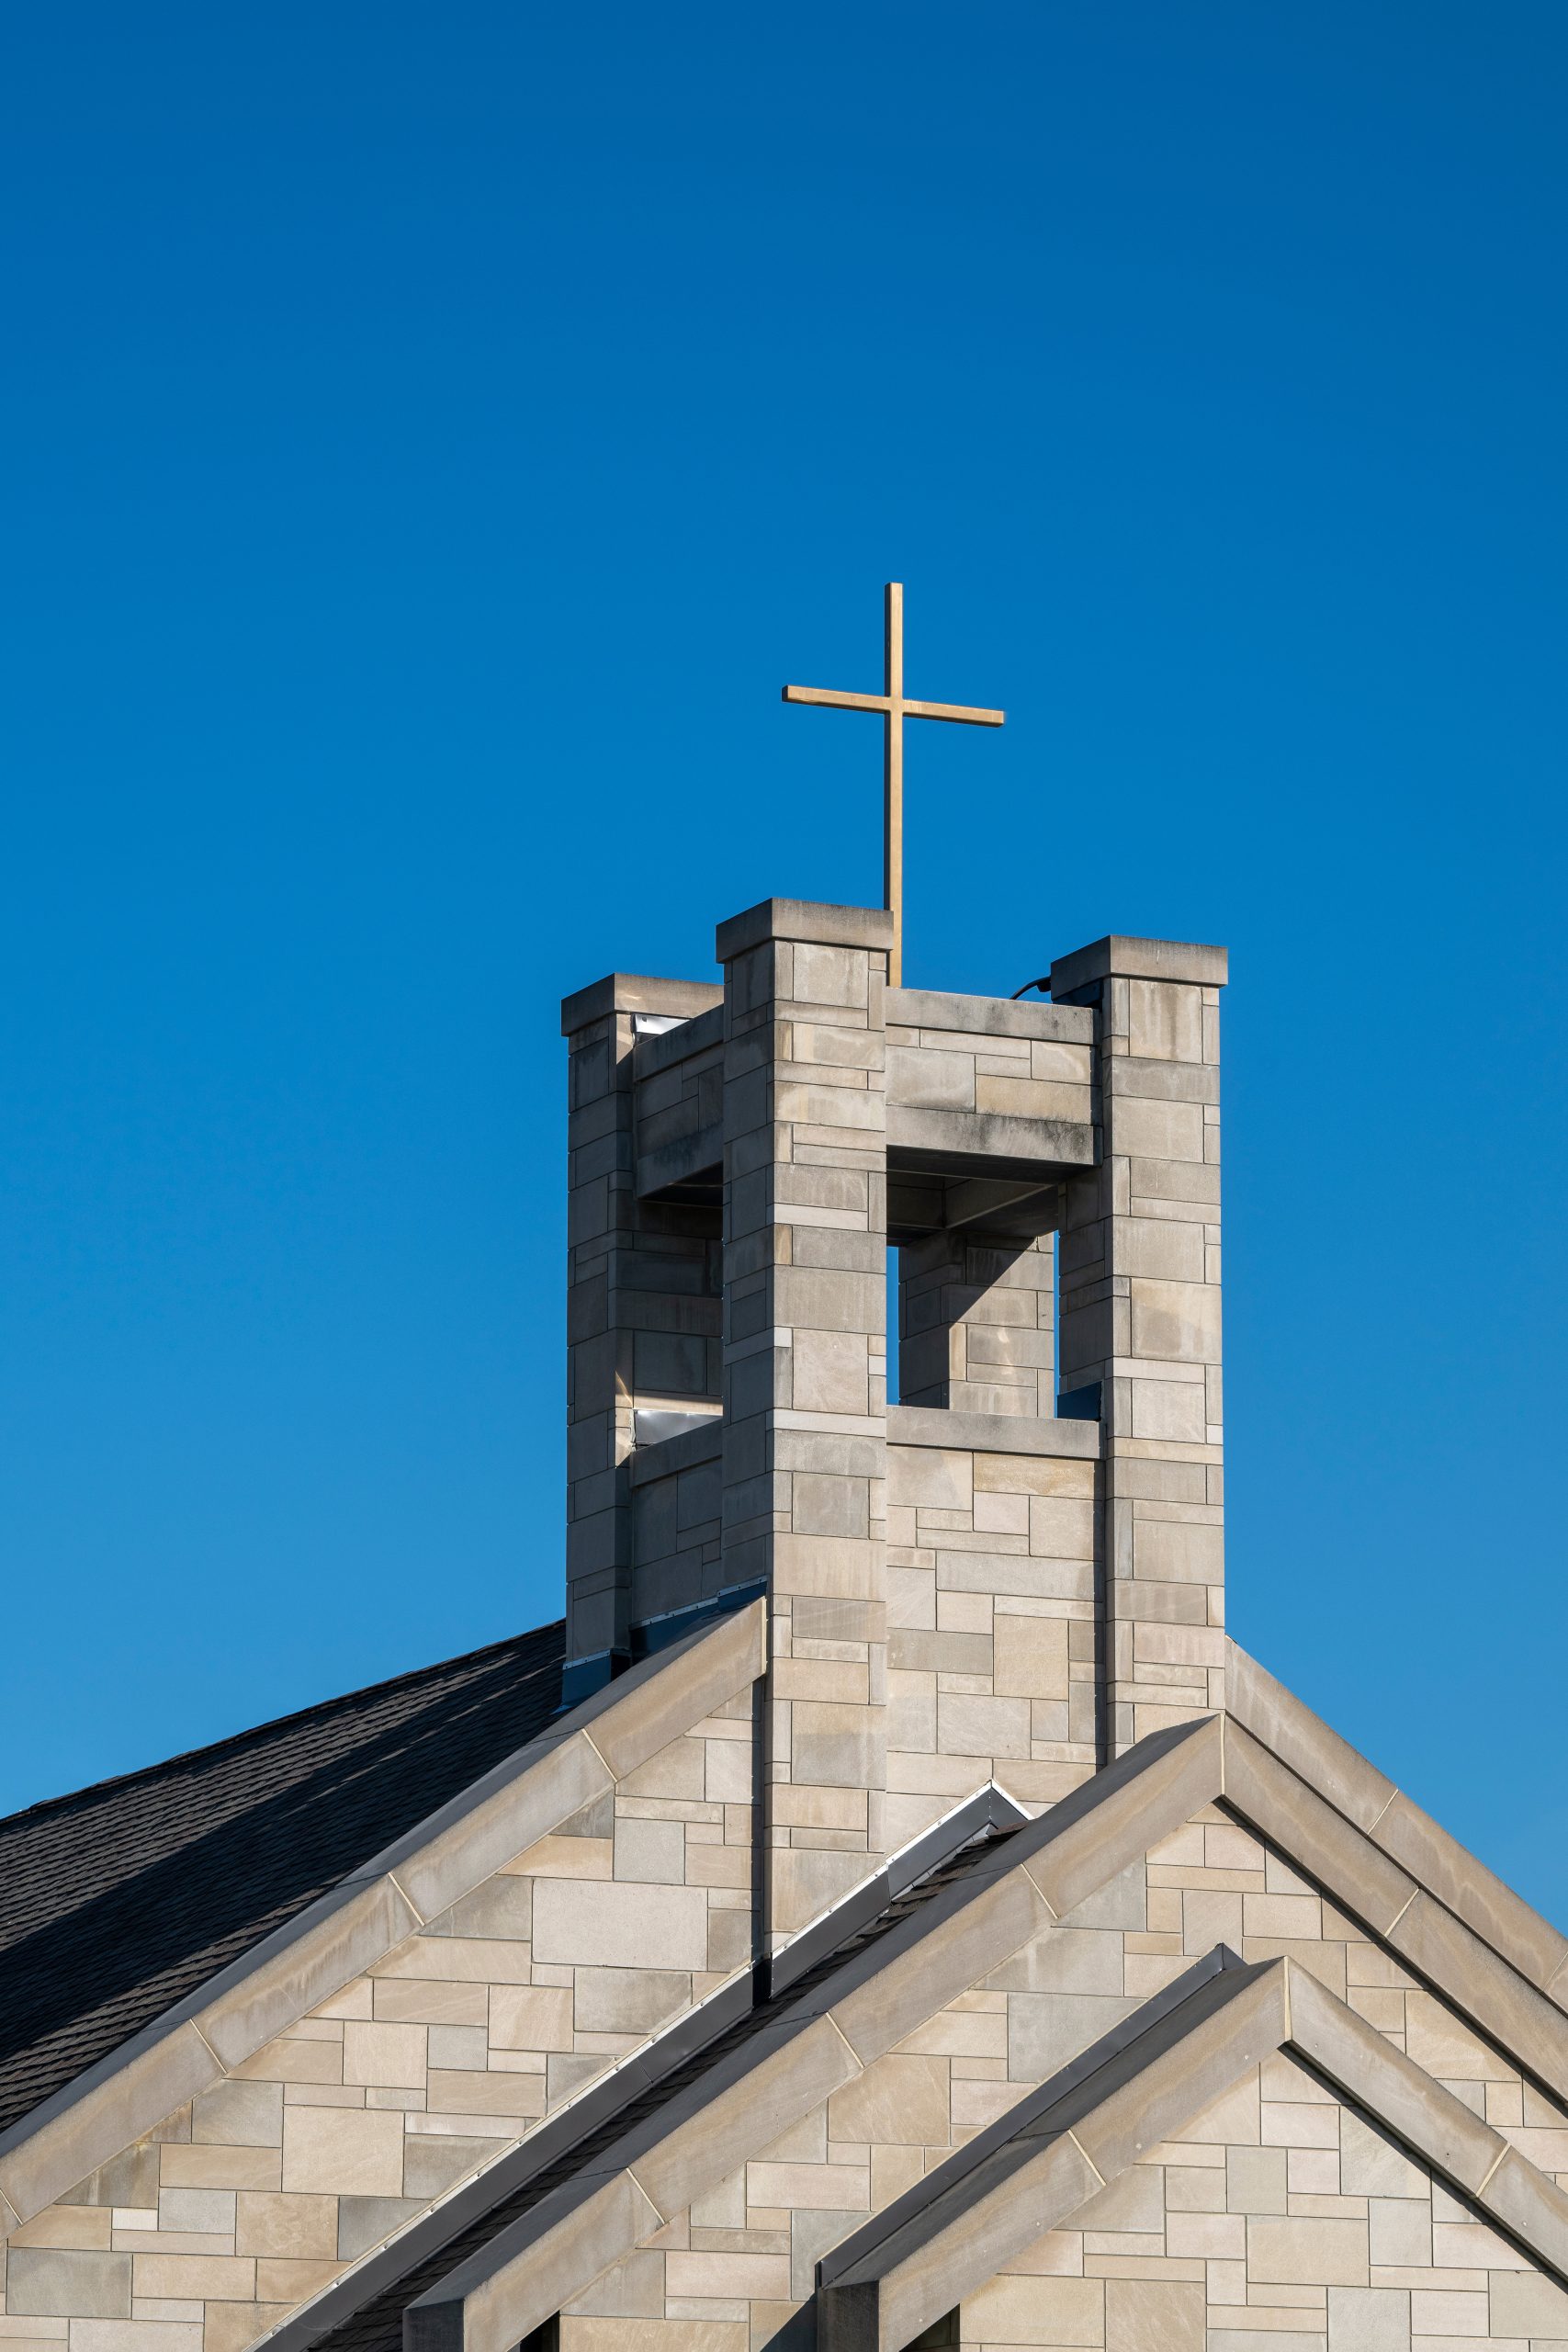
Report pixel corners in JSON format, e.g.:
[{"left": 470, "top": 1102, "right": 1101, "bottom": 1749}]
[{"left": 3, "top": 6, "right": 1565, "bottom": 1918}]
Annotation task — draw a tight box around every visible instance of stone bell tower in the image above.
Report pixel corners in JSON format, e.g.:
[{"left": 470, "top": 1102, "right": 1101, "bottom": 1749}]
[{"left": 561, "top": 901, "right": 1226, "bottom": 1961}]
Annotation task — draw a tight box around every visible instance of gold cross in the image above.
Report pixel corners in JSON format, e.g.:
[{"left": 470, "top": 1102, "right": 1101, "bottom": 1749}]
[{"left": 783, "top": 582, "right": 1004, "bottom": 988}]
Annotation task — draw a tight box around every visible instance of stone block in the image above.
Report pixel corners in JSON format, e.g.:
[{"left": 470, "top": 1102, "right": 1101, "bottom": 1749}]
[
  {"left": 402, "top": 2134, "right": 503, "bottom": 2202},
  {"left": 1008, "top": 1991, "right": 1134, "bottom": 2080},
  {"left": 1368, "top": 2196, "right": 1429, "bottom": 2267},
  {"left": 371, "top": 1979, "right": 488, "bottom": 2026},
  {"left": 6, "top": 2205, "right": 113, "bottom": 2250},
  {"left": 1326, "top": 2289, "right": 1410, "bottom": 2352},
  {"left": 1027, "top": 1496, "right": 1096, "bottom": 1557},
  {"left": 1106, "top": 2278, "right": 1203, "bottom": 2352},
  {"left": 157, "top": 2146, "right": 279, "bottom": 2192},
  {"left": 613, "top": 1816, "right": 687, "bottom": 1884},
  {"left": 233, "top": 2192, "right": 336, "bottom": 2259},
  {"left": 788, "top": 1329, "right": 873, "bottom": 1415},
  {"left": 791, "top": 1702, "right": 885, "bottom": 1786},
  {"left": 663, "top": 2248, "right": 791, "bottom": 2300},
  {"left": 152, "top": 2184, "right": 233, "bottom": 2233},
  {"left": 5, "top": 2252, "right": 133, "bottom": 2319},
  {"left": 992, "top": 1614, "right": 1069, "bottom": 1701},
  {"left": 1128, "top": 1278, "right": 1221, "bottom": 1365},
  {"left": 560, "top": 2324, "right": 743, "bottom": 2352},
  {"left": 964, "top": 2273, "right": 1105, "bottom": 2344},
  {"left": 1108, "top": 1098, "right": 1205, "bottom": 1165},
  {"left": 1116, "top": 1218, "right": 1205, "bottom": 1283},
  {"left": 791, "top": 1473, "right": 871, "bottom": 1540},
  {"left": 1130, "top": 1380, "right": 1207, "bottom": 1442},
  {"left": 204, "top": 2309, "right": 291, "bottom": 2352},
  {"left": 1489, "top": 2270, "right": 1568, "bottom": 2335},
  {"left": 342, "top": 2021, "right": 425, "bottom": 2088},
  {"left": 887, "top": 1449, "right": 974, "bottom": 1511},
  {"left": 531, "top": 1877, "right": 708, "bottom": 1970},
  {"left": 279, "top": 2107, "right": 403, "bottom": 2198},
  {"left": 887, "top": 1048, "right": 974, "bottom": 1112},
  {"left": 1246, "top": 2218, "right": 1369, "bottom": 2286},
  {"left": 427, "top": 2025, "right": 488, "bottom": 2069},
  {"left": 126, "top": 2256, "right": 256, "bottom": 2301},
  {"left": 770, "top": 1846, "right": 873, "bottom": 1939},
  {"left": 1338, "top": 2110, "right": 1426, "bottom": 2198},
  {"left": 192, "top": 2082, "right": 283, "bottom": 2150},
  {"left": 1134, "top": 1517, "right": 1222, "bottom": 1584},
  {"left": 1124, "top": 978, "right": 1205, "bottom": 1062},
  {"left": 489, "top": 1984, "right": 574, "bottom": 2052},
  {"left": 71, "top": 2327, "right": 202, "bottom": 2352},
  {"left": 1226, "top": 2144, "right": 1288, "bottom": 2213},
  {"left": 938, "top": 1692, "right": 1031, "bottom": 1759},
  {"left": 974, "top": 1074, "right": 1089, "bottom": 1124}
]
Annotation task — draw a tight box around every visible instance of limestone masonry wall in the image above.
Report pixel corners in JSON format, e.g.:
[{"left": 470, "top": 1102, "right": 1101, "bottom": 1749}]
[
  {"left": 0, "top": 1652, "right": 761, "bottom": 2352},
  {"left": 962, "top": 2051, "right": 1568, "bottom": 2352}
]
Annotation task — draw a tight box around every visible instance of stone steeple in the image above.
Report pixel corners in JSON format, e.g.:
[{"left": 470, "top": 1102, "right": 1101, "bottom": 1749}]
[{"left": 562, "top": 902, "right": 1227, "bottom": 1951}]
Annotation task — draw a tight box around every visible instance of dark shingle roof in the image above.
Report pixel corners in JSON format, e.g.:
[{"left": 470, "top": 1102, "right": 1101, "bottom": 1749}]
[{"left": 0, "top": 1620, "right": 565, "bottom": 2139}]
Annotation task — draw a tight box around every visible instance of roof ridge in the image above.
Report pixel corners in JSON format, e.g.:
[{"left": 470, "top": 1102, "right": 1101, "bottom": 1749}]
[{"left": 0, "top": 1618, "right": 564, "bottom": 1834}]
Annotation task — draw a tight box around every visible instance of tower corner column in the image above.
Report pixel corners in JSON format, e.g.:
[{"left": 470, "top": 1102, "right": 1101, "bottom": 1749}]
[
  {"left": 716, "top": 898, "right": 893, "bottom": 1954},
  {"left": 560, "top": 969, "right": 723, "bottom": 1703},
  {"left": 1053, "top": 934, "right": 1228, "bottom": 1758}
]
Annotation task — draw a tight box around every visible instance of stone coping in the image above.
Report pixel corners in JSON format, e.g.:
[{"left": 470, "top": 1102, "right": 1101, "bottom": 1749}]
[
  {"left": 631, "top": 998, "right": 723, "bottom": 1077},
  {"left": 559, "top": 971, "right": 722, "bottom": 1036},
  {"left": 818, "top": 1948, "right": 1568, "bottom": 2352},
  {"left": 887, "top": 1405, "right": 1101, "bottom": 1459},
  {"left": 0, "top": 1601, "right": 767, "bottom": 2231},
  {"left": 627, "top": 1416, "right": 724, "bottom": 1483},
  {"left": 1228, "top": 1643, "right": 1568, "bottom": 2008},
  {"left": 1049, "top": 933, "right": 1229, "bottom": 996},
  {"left": 627, "top": 1409, "right": 1102, "bottom": 1477},
  {"left": 715, "top": 897, "right": 896, "bottom": 961},
  {"left": 886, "top": 1102, "right": 1096, "bottom": 1174},
  {"left": 886, "top": 987, "right": 1093, "bottom": 1044}
]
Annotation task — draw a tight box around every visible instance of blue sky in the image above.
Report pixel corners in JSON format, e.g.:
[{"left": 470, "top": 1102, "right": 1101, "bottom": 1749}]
[{"left": 3, "top": 6, "right": 1565, "bottom": 1918}]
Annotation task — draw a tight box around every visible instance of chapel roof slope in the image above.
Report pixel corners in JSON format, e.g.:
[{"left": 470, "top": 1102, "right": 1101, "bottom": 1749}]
[{"left": 0, "top": 1616, "right": 565, "bottom": 2138}]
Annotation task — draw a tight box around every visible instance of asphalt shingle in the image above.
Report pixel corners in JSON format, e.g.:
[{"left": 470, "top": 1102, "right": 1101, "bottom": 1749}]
[{"left": 0, "top": 1620, "right": 565, "bottom": 2137}]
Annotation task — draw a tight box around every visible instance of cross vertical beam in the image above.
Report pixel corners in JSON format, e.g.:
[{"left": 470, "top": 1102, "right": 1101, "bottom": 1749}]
[
  {"left": 783, "top": 582, "right": 1003, "bottom": 990},
  {"left": 885, "top": 582, "right": 903, "bottom": 977}
]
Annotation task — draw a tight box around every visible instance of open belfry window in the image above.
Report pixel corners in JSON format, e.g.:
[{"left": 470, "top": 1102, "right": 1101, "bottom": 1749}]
[{"left": 887, "top": 1174, "right": 1063, "bottom": 1421}]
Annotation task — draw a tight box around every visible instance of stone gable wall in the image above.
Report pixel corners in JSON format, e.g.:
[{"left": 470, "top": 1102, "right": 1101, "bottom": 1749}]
[
  {"left": 960, "top": 2052, "right": 1568, "bottom": 2352},
  {"left": 547, "top": 1797, "right": 1568, "bottom": 2349},
  {"left": 0, "top": 1701, "right": 756, "bottom": 2352}
]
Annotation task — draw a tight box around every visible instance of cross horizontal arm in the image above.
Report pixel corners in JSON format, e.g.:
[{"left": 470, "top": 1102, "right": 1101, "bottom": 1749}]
[
  {"left": 902, "top": 697, "right": 1005, "bottom": 727},
  {"left": 781, "top": 684, "right": 891, "bottom": 715},
  {"left": 781, "top": 685, "right": 1004, "bottom": 724}
]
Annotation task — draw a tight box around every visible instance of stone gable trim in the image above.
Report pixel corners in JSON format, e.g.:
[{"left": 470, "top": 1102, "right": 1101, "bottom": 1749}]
[
  {"left": 1221, "top": 1714, "right": 1568, "bottom": 2105},
  {"left": 817, "top": 1949, "right": 1568, "bottom": 2352},
  {"left": 402, "top": 1717, "right": 1224, "bottom": 2352},
  {"left": 1228, "top": 1642, "right": 1568, "bottom": 2004},
  {"left": 0, "top": 1602, "right": 766, "bottom": 2233}
]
